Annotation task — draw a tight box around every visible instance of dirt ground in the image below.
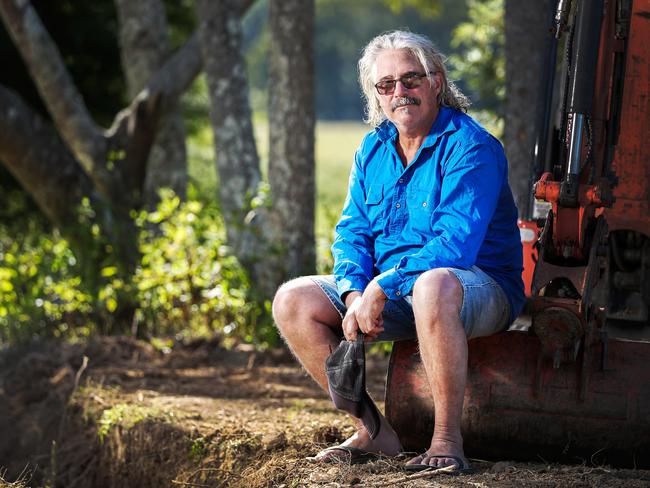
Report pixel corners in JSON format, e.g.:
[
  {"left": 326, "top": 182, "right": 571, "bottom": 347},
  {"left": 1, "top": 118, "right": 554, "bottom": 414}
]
[{"left": 1, "top": 336, "right": 649, "bottom": 488}]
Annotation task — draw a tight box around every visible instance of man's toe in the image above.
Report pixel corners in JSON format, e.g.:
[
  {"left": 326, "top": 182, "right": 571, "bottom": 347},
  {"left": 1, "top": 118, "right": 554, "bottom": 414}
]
[
  {"left": 404, "top": 453, "right": 472, "bottom": 473},
  {"left": 405, "top": 453, "right": 426, "bottom": 466},
  {"left": 427, "top": 455, "right": 460, "bottom": 469}
]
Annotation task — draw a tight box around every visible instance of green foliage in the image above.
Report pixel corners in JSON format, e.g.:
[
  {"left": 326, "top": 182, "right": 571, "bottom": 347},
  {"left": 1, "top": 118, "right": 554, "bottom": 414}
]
[
  {"left": 189, "top": 436, "right": 208, "bottom": 462},
  {"left": 134, "top": 190, "right": 271, "bottom": 343},
  {"left": 450, "top": 0, "right": 505, "bottom": 118},
  {"left": 0, "top": 191, "right": 275, "bottom": 347},
  {"left": 380, "top": 0, "right": 443, "bottom": 18},
  {"left": 0, "top": 226, "right": 93, "bottom": 341},
  {"left": 97, "top": 403, "right": 169, "bottom": 443}
]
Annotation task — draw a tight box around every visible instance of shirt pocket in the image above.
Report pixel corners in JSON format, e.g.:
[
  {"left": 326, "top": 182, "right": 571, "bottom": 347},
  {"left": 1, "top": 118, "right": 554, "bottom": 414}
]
[
  {"left": 408, "top": 187, "right": 435, "bottom": 215},
  {"left": 365, "top": 184, "right": 385, "bottom": 230},
  {"left": 407, "top": 187, "right": 436, "bottom": 236}
]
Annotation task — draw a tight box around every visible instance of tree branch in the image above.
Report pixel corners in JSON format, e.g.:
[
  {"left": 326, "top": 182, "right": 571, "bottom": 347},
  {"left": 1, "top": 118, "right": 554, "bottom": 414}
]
[
  {"left": 1, "top": 0, "right": 257, "bottom": 210},
  {"left": 0, "top": 0, "right": 109, "bottom": 186},
  {"left": 105, "top": 0, "right": 256, "bottom": 200},
  {"left": 0, "top": 84, "right": 96, "bottom": 225},
  {"left": 118, "top": 0, "right": 256, "bottom": 117},
  {"left": 0, "top": 84, "right": 140, "bottom": 269}
]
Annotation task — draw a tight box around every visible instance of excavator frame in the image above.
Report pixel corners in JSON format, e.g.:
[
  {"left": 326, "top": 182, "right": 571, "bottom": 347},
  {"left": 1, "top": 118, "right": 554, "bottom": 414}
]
[{"left": 385, "top": 0, "right": 650, "bottom": 467}]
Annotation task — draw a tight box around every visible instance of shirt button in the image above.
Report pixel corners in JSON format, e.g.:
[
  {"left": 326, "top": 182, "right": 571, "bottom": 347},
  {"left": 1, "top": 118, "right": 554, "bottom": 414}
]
[
  {"left": 396, "top": 291, "right": 401, "bottom": 296},
  {"left": 399, "top": 178, "right": 404, "bottom": 183},
  {"left": 422, "top": 202, "right": 428, "bottom": 207},
  {"left": 396, "top": 203, "right": 401, "bottom": 208}
]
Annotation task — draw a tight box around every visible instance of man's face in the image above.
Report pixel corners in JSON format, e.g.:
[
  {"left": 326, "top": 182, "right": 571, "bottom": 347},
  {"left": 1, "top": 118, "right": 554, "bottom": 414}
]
[{"left": 374, "top": 49, "right": 441, "bottom": 135}]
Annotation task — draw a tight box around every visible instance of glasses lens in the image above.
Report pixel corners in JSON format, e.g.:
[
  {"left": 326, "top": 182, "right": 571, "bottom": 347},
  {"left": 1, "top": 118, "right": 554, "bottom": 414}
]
[
  {"left": 401, "top": 74, "right": 423, "bottom": 89},
  {"left": 375, "top": 80, "right": 395, "bottom": 95}
]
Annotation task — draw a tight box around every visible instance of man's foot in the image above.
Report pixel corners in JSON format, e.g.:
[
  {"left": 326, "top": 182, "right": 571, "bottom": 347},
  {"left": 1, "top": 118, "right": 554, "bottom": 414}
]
[
  {"left": 308, "top": 415, "right": 402, "bottom": 463},
  {"left": 404, "top": 453, "right": 473, "bottom": 474},
  {"left": 405, "top": 439, "right": 472, "bottom": 474}
]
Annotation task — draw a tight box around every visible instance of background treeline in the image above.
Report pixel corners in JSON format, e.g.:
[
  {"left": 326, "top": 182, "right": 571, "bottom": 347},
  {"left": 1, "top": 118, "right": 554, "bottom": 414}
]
[{"left": 0, "top": 0, "right": 546, "bottom": 347}]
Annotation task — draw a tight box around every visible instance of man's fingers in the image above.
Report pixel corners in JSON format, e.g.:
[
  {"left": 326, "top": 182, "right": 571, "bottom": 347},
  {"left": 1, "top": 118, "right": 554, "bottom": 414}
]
[
  {"left": 342, "top": 313, "right": 359, "bottom": 341},
  {"left": 357, "top": 312, "right": 383, "bottom": 332},
  {"left": 365, "top": 326, "right": 384, "bottom": 341}
]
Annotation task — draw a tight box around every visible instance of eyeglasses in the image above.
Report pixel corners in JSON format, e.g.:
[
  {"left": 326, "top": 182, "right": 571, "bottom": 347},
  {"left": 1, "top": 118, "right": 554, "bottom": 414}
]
[{"left": 374, "top": 71, "right": 435, "bottom": 95}]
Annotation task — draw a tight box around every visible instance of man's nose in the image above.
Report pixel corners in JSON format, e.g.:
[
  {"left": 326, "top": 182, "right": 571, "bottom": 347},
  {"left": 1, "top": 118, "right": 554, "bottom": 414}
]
[{"left": 393, "top": 79, "right": 410, "bottom": 96}]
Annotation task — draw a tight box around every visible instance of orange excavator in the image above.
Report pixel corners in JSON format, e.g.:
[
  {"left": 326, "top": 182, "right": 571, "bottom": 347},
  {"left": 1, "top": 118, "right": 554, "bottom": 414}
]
[{"left": 386, "top": 0, "right": 650, "bottom": 467}]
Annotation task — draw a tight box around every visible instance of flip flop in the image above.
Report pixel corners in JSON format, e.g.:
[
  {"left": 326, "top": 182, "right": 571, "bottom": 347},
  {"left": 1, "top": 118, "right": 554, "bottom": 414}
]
[
  {"left": 404, "top": 454, "right": 474, "bottom": 474},
  {"left": 307, "top": 445, "right": 379, "bottom": 464}
]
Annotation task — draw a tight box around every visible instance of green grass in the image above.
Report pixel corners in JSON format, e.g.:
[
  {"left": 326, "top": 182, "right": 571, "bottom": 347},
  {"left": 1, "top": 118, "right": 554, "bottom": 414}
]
[
  {"left": 314, "top": 121, "right": 368, "bottom": 270},
  {"left": 187, "top": 119, "right": 369, "bottom": 271}
]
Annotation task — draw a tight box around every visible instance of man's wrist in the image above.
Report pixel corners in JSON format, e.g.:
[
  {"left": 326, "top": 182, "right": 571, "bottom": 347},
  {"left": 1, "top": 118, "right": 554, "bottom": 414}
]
[
  {"left": 370, "top": 280, "right": 388, "bottom": 301},
  {"left": 343, "top": 290, "right": 362, "bottom": 308}
]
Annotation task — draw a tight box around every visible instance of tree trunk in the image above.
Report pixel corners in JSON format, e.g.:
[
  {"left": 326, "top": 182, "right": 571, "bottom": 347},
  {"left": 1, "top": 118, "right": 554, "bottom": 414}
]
[
  {"left": 0, "top": 0, "right": 110, "bottom": 196},
  {"left": 0, "top": 85, "right": 96, "bottom": 227},
  {"left": 115, "top": 0, "right": 188, "bottom": 205},
  {"left": 268, "top": 0, "right": 316, "bottom": 279},
  {"left": 504, "top": 0, "right": 551, "bottom": 217},
  {"left": 195, "top": 0, "right": 272, "bottom": 289}
]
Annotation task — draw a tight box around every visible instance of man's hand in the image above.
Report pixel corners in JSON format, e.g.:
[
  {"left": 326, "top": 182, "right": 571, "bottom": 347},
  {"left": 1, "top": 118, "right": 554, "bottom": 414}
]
[
  {"left": 356, "top": 280, "right": 387, "bottom": 339},
  {"left": 342, "top": 292, "right": 363, "bottom": 341},
  {"left": 341, "top": 282, "right": 388, "bottom": 341}
]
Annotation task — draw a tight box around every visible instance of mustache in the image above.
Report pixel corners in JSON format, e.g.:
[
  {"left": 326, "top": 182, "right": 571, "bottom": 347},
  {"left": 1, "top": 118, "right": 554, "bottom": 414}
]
[{"left": 391, "top": 96, "right": 421, "bottom": 111}]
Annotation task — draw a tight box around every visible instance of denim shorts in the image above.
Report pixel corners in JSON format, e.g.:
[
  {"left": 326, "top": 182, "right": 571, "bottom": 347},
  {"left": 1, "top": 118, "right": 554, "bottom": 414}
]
[{"left": 310, "top": 266, "right": 510, "bottom": 342}]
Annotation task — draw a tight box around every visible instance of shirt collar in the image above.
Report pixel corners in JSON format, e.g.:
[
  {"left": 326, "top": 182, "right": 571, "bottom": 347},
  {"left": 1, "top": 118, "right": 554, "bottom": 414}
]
[{"left": 374, "top": 106, "right": 458, "bottom": 146}]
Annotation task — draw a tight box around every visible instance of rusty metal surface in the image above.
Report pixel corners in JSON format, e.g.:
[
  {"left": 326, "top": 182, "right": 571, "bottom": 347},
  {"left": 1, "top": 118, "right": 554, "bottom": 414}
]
[
  {"left": 604, "top": 0, "right": 650, "bottom": 235},
  {"left": 385, "top": 335, "right": 650, "bottom": 467}
]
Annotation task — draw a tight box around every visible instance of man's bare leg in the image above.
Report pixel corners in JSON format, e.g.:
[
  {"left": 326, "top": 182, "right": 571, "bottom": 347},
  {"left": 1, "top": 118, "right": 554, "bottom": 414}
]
[
  {"left": 406, "top": 268, "right": 469, "bottom": 470},
  {"left": 272, "top": 277, "right": 401, "bottom": 459}
]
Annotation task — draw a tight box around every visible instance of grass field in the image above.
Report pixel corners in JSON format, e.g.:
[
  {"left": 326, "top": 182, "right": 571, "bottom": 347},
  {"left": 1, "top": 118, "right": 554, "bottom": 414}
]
[{"left": 187, "top": 119, "right": 369, "bottom": 271}]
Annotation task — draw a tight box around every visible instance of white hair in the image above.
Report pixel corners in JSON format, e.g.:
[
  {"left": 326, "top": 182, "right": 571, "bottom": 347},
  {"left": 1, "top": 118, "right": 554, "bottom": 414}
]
[{"left": 358, "top": 30, "right": 470, "bottom": 127}]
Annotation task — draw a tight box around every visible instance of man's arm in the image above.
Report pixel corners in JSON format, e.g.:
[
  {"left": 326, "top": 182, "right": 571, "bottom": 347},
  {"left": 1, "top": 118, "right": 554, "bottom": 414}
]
[
  {"left": 331, "top": 149, "right": 375, "bottom": 297},
  {"left": 332, "top": 147, "right": 390, "bottom": 340}
]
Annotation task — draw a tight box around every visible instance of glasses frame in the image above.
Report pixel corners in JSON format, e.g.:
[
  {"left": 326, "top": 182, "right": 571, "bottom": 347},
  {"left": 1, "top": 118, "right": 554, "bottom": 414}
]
[{"left": 374, "top": 71, "right": 436, "bottom": 95}]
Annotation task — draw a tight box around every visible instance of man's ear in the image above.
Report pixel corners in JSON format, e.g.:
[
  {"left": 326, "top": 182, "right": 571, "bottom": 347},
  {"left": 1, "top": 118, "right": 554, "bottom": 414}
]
[{"left": 432, "top": 72, "right": 443, "bottom": 97}]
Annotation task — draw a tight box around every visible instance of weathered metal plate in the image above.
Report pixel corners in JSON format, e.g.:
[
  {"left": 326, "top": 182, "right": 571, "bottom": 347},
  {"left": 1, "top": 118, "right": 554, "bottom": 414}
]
[{"left": 385, "top": 333, "right": 650, "bottom": 467}]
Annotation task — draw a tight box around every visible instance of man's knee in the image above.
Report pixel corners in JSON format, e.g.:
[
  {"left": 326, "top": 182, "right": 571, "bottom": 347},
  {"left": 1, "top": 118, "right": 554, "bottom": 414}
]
[
  {"left": 272, "top": 277, "right": 339, "bottom": 330},
  {"left": 412, "top": 268, "right": 463, "bottom": 316},
  {"left": 272, "top": 277, "right": 310, "bottom": 325}
]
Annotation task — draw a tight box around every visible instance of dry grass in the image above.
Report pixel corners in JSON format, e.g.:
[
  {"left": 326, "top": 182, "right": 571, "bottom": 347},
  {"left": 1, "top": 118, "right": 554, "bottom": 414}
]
[
  {"left": 2, "top": 338, "right": 650, "bottom": 488},
  {"left": 0, "top": 470, "right": 29, "bottom": 488}
]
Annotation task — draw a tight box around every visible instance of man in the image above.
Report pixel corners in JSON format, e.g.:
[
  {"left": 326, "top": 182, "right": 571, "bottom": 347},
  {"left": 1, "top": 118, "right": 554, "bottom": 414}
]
[{"left": 272, "top": 30, "right": 525, "bottom": 472}]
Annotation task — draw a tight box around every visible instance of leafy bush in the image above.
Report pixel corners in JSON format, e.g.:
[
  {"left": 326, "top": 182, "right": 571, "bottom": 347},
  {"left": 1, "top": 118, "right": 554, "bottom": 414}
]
[
  {"left": 133, "top": 190, "right": 273, "bottom": 343},
  {"left": 0, "top": 191, "right": 275, "bottom": 346},
  {"left": 0, "top": 225, "right": 93, "bottom": 341},
  {"left": 450, "top": 0, "right": 504, "bottom": 121}
]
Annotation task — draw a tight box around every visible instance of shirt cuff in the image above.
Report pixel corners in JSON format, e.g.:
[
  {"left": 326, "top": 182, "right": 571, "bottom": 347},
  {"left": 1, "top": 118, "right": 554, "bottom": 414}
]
[
  {"left": 375, "top": 268, "right": 416, "bottom": 300},
  {"left": 336, "top": 276, "right": 369, "bottom": 300}
]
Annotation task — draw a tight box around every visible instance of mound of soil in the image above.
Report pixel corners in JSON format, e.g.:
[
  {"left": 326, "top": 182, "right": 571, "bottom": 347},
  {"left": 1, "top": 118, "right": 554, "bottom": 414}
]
[{"left": 1, "top": 337, "right": 649, "bottom": 487}]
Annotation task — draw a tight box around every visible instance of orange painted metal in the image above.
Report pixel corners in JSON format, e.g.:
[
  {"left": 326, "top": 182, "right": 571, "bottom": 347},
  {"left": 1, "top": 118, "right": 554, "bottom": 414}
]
[
  {"left": 518, "top": 219, "right": 539, "bottom": 297},
  {"left": 534, "top": 172, "right": 613, "bottom": 208}
]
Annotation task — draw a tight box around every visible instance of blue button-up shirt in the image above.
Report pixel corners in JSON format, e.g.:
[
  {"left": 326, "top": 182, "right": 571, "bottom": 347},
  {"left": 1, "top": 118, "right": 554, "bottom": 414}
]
[{"left": 331, "top": 107, "right": 525, "bottom": 324}]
